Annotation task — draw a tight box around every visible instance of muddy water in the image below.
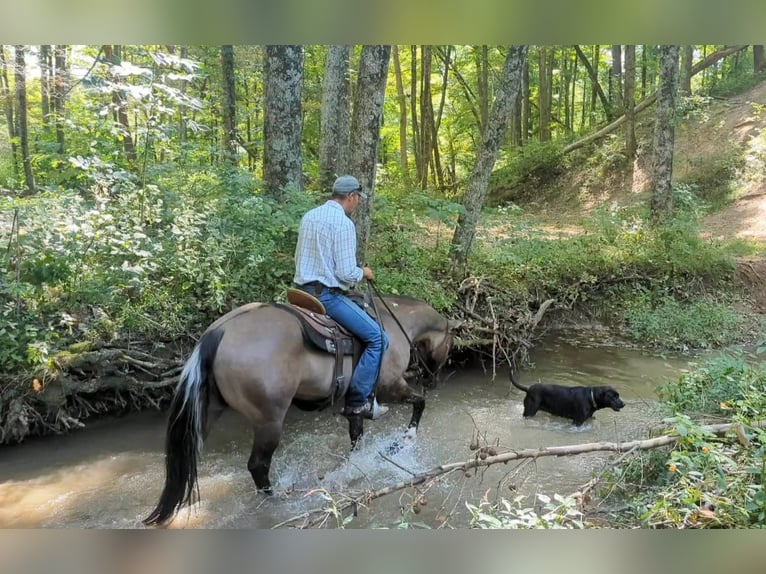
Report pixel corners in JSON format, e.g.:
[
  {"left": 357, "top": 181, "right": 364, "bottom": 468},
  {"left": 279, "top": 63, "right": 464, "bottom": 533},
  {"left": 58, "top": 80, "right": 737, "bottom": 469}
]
[{"left": 0, "top": 341, "right": 701, "bottom": 529}]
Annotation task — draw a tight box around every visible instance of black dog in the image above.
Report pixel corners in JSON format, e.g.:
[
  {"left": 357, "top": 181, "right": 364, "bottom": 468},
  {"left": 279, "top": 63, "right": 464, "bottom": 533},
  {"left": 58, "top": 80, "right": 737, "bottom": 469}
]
[{"left": 510, "top": 372, "right": 625, "bottom": 426}]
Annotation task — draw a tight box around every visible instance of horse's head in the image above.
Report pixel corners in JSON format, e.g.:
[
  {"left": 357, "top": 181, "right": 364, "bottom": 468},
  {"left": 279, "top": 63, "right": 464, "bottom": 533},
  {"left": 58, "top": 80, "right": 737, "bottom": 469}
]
[{"left": 413, "top": 317, "right": 463, "bottom": 387}]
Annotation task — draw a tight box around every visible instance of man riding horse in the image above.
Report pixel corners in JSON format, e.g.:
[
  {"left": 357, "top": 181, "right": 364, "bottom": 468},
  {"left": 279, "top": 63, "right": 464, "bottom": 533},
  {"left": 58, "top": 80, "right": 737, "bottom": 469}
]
[{"left": 293, "top": 175, "right": 388, "bottom": 420}]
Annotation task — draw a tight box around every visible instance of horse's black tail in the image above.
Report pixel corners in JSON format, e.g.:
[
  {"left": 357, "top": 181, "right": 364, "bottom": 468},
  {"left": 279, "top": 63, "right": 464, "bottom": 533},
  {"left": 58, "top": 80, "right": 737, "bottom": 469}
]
[
  {"left": 509, "top": 370, "right": 529, "bottom": 393},
  {"left": 143, "top": 328, "right": 225, "bottom": 527}
]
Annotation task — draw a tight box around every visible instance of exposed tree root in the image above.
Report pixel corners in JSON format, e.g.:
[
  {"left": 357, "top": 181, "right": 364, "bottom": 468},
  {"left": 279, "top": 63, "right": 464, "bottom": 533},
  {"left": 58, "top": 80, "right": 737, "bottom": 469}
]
[
  {"left": 0, "top": 345, "right": 184, "bottom": 444},
  {"left": 451, "top": 275, "right": 555, "bottom": 376}
]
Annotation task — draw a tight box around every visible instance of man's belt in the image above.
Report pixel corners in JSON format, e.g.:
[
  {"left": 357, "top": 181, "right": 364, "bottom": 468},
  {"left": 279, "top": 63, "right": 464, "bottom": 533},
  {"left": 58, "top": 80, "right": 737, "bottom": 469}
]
[{"left": 296, "top": 281, "right": 346, "bottom": 296}]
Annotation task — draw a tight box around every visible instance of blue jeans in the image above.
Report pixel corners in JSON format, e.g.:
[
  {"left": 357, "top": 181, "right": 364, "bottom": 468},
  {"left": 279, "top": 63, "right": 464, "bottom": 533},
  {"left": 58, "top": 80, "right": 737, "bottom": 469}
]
[{"left": 313, "top": 290, "right": 388, "bottom": 407}]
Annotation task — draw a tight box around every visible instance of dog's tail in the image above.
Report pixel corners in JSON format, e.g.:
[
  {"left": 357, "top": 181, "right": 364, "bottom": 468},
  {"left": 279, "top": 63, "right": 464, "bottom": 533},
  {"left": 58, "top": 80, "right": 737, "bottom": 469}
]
[{"left": 509, "top": 370, "right": 529, "bottom": 392}]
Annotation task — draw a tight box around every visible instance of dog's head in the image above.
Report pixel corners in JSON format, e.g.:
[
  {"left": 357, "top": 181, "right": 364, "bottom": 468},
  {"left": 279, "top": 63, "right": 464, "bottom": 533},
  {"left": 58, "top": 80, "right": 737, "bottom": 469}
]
[{"left": 593, "top": 386, "right": 625, "bottom": 412}]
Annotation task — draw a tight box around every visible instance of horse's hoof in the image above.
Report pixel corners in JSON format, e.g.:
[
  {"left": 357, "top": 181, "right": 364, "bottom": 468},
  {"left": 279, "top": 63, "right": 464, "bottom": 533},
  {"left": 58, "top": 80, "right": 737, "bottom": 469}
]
[
  {"left": 403, "top": 427, "right": 417, "bottom": 441},
  {"left": 258, "top": 487, "right": 274, "bottom": 496}
]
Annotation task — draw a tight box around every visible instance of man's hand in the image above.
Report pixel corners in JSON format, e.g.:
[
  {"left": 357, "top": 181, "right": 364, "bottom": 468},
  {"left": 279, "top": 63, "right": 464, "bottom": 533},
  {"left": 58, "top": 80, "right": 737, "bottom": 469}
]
[{"left": 362, "top": 266, "right": 375, "bottom": 281}]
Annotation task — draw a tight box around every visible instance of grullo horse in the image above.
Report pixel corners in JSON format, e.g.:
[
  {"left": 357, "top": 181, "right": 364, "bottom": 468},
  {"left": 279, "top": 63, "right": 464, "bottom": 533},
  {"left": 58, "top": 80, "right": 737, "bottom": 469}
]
[{"left": 143, "top": 294, "right": 459, "bottom": 527}]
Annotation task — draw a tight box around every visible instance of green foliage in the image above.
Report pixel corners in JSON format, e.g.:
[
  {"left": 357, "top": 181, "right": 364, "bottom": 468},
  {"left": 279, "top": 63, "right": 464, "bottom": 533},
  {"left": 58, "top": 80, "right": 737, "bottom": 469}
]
[
  {"left": 488, "top": 140, "right": 567, "bottom": 204},
  {"left": 472, "top": 205, "right": 735, "bottom": 299},
  {"left": 466, "top": 493, "right": 586, "bottom": 529},
  {"left": 0, "top": 168, "right": 318, "bottom": 374},
  {"left": 678, "top": 153, "right": 745, "bottom": 211},
  {"left": 657, "top": 351, "right": 766, "bottom": 417},
  {"left": 369, "top": 191, "right": 462, "bottom": 310},
  {"left": 622, "top": 293, "right": 746, "bottom": 350},
  {"left": 603, "top": 353, "right": 766, "bottom": 528}
]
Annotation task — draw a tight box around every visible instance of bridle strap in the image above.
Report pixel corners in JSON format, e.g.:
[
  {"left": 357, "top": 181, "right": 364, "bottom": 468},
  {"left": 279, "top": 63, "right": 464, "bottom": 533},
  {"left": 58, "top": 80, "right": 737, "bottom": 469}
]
[{"left": 367, "top": 281, "right": 440, "bottom": 381}]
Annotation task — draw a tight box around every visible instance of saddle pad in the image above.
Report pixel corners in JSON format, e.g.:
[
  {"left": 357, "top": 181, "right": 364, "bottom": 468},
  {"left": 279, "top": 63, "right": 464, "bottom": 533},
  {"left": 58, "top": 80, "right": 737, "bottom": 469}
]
[{"left": 286, "top": 287, "right": 326, "bottom": 314}]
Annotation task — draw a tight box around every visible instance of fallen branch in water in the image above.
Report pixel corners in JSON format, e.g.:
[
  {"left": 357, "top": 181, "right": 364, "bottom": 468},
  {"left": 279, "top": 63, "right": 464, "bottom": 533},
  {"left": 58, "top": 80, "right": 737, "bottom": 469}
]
[{"left": 273, "top": 419, "right": 766, "bottom": 528}]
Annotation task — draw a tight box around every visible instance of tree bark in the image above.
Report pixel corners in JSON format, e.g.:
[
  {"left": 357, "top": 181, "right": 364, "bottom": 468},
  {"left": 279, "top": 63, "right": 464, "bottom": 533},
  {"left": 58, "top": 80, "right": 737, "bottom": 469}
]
[
  {"left": 220, "top": 45, "right": 237, "bottom": 166},
  {"left": 391, "top": 46, "right": 409, "bottom": 180},
  {"left": 39, "top": 45, "right": 51, "bottom": 130},
  {"left": 450, "top": 46, "right": 528, "bottom": 269},
  {"left": 410, "top": 45, "right": 422, "bottom": 187},
  {"left": 680, "top": 45, "right": 694, "bottom": 96},
  {"left": 263, "top": 45, "right": 304, "bottom": 201},
  {"left": 476, "top": 46, "right": 489, "bottom": 136},
  {"left": 432, "top": 46, "right": 450, "bottom": 189},
  {"left": 52, "top": 45, "right": 68, "bottom": 154},
  {"left": 349, "top": 45, "right": 391, "bottom": 263},
  {"left": 418, "top": 45, "right": 433, "bottom": 189},
  {"left": 14, "top": 46, "right": 35, "bottom": 194},
  {"left": 102, "top": 45, "right": 137, "bottom": 164},
  {"left": 754, "top": 45, "right": 765, "bottom": 74},
  {"left": 521, "top": 57, "right": 530, "bottom": 142},
  {"left": 610, "top": 44, "right": 622, "bottom": 112},
  {"left": 650, "top": 45, "right": 680, "bottom": 222},
  {"left": 0, "top": 46, "right": 17, "bottom": 176},
  {"left": 624, "top": 45, "right": 637, "bottom": 160},
  {"left": 538, "top": 46, "right": 553, "bottom": 141},
  {"left": 319, "top": 45, "right": 351, "bottom": 192}
]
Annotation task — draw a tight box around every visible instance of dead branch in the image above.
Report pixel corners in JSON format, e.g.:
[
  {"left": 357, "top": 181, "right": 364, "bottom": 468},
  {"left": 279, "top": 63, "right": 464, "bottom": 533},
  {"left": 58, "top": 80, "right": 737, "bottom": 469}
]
[{"left": 275, "top": 419, "right": 765, "bottom": 528}]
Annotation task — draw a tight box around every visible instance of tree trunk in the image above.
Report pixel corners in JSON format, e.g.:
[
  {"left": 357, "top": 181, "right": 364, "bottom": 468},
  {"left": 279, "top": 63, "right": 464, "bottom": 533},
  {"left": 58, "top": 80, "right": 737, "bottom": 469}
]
[
  {"left": 538, "top": 46, "right": 552, "bottom": 141},
  {"left": 263, "top": 45, "right": 303, "bottom": 201},
  {"left": 754, "top": 45, "right": 765, "bottom": 74},
  {"left": 418, "top": 45, "right": 433, "bottom": 189},
  {"left": 318, "top": 45, "right": 351, "bottom": 192},
  {"left": 521, "top": 57, "right": 530, "bottom": 142},
  {"left": 349, "top": 45, "right": 391, "bottom": 263},
  {"left": 432, "top": 46, "right": 450, "bottom": 189},
  {"left": 574, "top": 45, "right": 612, "bottom": 122},
  {"left": 220, "top": 45, "right": 237, "bottom": 166},
  {"left": 39, "top": 45, "right": 51, "bottom": 130},
  {"left": 640, "top": 45, "right": 648, "bottom": 99},
  {"left": 610, "top": 44, "right": 622, "bottom": 112},
  {"left": 450, "top": 46, "right": 528, "bottom": 269},
  {"left": 410, "top": 46, "right": 423, "bottom": 187},
  {"left": 477, "top": 46, "right": 489, "bottom": 135},
  {"left": 102, "top": 45, "right": 137, "bottom": 164},
  {"left": 680, "top": 45, "right": 694, "bottom": 96},
  {"left": 14, "top": 46, "right": 35, "bottom": 194},
  {"left": 53, "top": 45, "right": 68, "bottom": 154},
  {"left": 650, "top": 45, "right": 680, "bottom": 222},
  {"left": 561, "top": 47, "right": 571, "bottom": 136},
  {"left": 391, "top": 46, "right": 409, "bottom": 180},
  {"left": 0, "top": 47, "right": 17, "bottom": 176},
  {"left": 624, "top": 45, "right": 637, "bottom": 160}
]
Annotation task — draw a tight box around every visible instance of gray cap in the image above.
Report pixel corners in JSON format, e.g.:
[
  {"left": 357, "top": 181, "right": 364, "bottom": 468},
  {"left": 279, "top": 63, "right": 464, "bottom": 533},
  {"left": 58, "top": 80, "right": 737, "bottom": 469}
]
[{"left": 332, "top": 175, "right": 367, "bottom": 198}]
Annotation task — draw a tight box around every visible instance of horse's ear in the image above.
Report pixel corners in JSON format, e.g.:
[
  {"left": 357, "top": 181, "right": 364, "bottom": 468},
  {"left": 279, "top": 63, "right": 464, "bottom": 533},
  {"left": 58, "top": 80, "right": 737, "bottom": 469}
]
[{"left": 447, "top": 318, "right": 465, "bottom": 331}]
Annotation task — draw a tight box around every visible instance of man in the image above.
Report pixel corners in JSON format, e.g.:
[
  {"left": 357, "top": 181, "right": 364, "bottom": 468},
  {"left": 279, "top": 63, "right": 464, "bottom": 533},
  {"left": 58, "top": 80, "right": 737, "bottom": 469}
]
[{"left": 294, "top": 175, "right": 389, "bottom": 419}]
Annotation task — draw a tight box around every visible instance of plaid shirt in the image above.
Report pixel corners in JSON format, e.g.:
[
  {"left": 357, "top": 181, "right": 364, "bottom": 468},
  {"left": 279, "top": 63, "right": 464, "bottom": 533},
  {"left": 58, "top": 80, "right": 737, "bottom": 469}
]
[{"left": 293, "top": 200, "right": 363, "bottom": 290}]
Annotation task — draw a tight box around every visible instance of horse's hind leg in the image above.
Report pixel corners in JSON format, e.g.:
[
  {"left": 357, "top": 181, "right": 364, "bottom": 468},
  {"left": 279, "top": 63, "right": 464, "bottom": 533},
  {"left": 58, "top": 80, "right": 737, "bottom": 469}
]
[
  {"left": 247, "top": 421, "right": 282, "bottom": 494},
  {"left": 203, "top": 384, "right": 227, "bottom": 441}
]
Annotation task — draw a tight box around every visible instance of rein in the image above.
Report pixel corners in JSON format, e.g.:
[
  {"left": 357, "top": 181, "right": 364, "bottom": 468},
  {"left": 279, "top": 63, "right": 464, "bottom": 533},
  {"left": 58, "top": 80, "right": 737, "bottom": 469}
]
[{"left": 367, "top": 280, "right": 445, "bottom": 382}]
